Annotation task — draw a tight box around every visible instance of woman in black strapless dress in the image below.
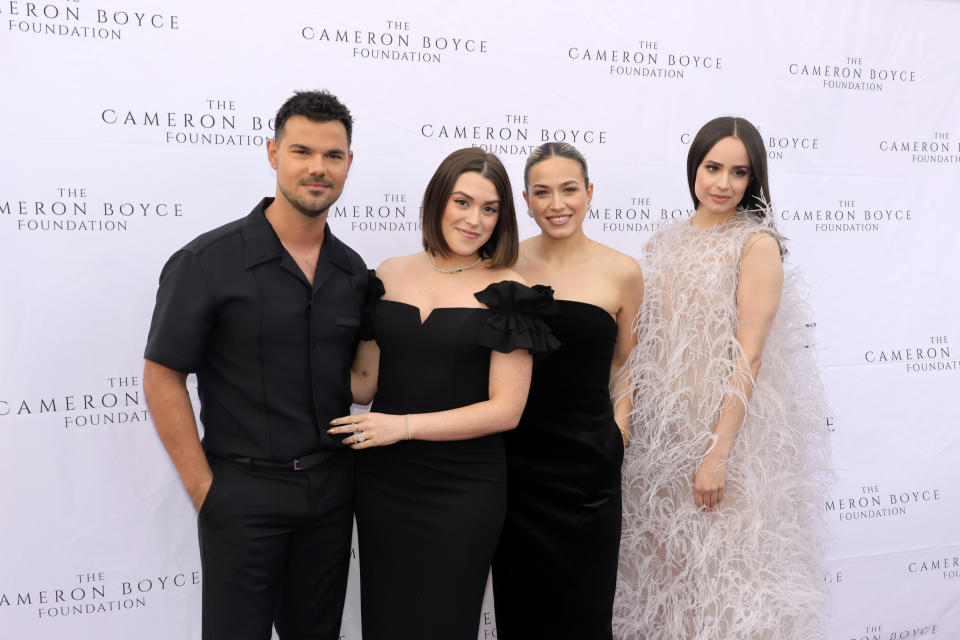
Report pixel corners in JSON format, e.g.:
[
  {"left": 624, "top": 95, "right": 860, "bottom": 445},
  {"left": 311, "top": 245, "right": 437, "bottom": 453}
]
[
  {"left": 329, "top": 148, "right": 557, "bottom": 640},
  {"left": 492, "top": 143, "right": 644, "bottom": 639}
]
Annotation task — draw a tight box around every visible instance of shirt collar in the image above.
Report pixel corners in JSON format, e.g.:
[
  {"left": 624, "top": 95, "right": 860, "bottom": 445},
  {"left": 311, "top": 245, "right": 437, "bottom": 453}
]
[{"left": 242, "top": 197, "right": 356, "bottom": 274}]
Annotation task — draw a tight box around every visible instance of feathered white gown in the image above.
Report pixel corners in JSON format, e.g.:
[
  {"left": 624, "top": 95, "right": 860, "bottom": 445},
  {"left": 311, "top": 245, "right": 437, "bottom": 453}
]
[{"left": 614, "top": 212, "right": 831, "bottom": 639}]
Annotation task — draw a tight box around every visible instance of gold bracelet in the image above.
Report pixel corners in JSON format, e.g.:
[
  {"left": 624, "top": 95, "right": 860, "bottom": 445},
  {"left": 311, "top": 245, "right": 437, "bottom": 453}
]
[{"left": 405, "top": 414, "right": 412, "bottom": 440}]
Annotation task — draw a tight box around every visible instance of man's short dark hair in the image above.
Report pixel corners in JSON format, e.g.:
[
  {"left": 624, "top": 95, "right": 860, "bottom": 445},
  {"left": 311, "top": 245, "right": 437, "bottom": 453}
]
[{"left": 274, "top": 90, "right": 353, "bottom": 145}]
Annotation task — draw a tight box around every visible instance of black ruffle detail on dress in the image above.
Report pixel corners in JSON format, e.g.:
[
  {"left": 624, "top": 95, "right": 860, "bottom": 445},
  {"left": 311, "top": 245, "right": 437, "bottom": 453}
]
[
  {"left": 474, "top": 281, "right": 561, "bottom": 354},
  {"left": 360, "top": 269, "right": 385, "bottom": 341}
]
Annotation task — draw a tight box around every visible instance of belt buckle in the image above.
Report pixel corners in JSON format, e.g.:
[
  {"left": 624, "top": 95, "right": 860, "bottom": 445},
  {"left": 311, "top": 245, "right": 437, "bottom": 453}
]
[{"left": 293, "top": 458, "right": 303, "bottom": 471}]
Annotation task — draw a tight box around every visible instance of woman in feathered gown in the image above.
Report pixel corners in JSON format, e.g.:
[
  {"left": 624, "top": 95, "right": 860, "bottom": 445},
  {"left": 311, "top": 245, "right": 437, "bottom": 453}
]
[{"left": 614, "top": 116, "right": 831, "bottom": 639}]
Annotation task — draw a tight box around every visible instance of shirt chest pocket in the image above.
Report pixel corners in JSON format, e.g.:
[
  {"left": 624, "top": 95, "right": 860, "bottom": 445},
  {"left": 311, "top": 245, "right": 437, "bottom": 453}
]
[{"left": 312, "top": 315, "right": 361, "bottom": 354}]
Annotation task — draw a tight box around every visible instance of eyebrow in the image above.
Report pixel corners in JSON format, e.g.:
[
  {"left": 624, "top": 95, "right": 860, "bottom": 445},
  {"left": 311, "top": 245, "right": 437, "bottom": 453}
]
[
  {"left": 704, "top": 159, "right": 750, "bottom": 170},
  {"left": 287, "top": 143, "right": 347, "bottom": 154},
  {"left": 452, "top": 190, "right": 500, "bottom": 205},
  {"left": 531, "top": 179, "right": 580, "bottom": 189}
]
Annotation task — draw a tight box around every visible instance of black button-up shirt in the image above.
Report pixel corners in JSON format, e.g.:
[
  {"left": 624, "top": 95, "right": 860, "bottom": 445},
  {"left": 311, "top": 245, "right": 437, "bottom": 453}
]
[{"left": 144, "top": 197, "right": 369, "bottom": 460}]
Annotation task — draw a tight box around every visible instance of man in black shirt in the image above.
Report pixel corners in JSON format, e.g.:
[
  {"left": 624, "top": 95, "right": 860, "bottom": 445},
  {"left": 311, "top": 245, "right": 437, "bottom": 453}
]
[{"left": 143, "top": 90, "right": 369, "bottom": 640}]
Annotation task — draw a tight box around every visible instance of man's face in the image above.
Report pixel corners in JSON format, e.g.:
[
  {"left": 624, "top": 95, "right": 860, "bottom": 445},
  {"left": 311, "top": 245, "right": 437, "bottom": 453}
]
[{"left": 268, "top": 116, "right": 353, "bottom": 218}]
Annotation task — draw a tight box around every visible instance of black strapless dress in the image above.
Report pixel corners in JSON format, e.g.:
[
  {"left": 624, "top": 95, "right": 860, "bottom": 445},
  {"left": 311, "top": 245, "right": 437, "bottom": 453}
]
[
  {"left": 355, "top": 281, "right": 558, "bottom": 640},
  {"left": 492, "top": 301, "right": 624, "bottom": 640}
]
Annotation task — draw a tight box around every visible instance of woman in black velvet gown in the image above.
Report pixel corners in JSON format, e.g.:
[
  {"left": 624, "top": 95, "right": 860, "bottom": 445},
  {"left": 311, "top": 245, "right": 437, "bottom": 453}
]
[
  {"left": 328, "top": 147, "right": 558, "bottom": 640},
  {"left": 491, "top": 143, "right": 644, "bottom": 639}
]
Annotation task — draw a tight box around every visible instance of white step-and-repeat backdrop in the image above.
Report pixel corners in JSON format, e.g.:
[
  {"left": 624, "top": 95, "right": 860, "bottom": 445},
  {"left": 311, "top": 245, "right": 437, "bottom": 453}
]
[{"left": 2, "top": 1, "right": 958, "bottom": 638}]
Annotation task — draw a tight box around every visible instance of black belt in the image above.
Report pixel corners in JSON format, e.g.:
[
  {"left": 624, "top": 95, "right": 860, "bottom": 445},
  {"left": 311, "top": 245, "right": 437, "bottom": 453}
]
[{"left": 225, "top": 449, "right": 332, "bottom": 471}]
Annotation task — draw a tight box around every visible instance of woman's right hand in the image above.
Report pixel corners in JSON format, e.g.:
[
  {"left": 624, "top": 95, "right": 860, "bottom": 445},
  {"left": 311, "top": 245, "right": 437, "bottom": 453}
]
[
  {"left": 328, "top": 412, "right": 406, "bottom": 449},
  {"left": 615, "top": 416, "right": 630, "bottom": 447}
]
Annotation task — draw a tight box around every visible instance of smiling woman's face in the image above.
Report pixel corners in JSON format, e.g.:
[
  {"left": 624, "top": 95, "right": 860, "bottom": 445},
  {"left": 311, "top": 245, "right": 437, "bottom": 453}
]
[
  {"left": 439, "top": 171, "right": 501, "bottom": 257},
  {"left": 523, "top": 156, "right": 592, "bottom": 239}
]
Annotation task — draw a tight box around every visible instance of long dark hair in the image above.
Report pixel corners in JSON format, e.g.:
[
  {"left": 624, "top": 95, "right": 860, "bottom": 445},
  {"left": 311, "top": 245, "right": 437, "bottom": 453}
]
[{"left": 687, "top": 116, "right": 770, "bottom": 218}]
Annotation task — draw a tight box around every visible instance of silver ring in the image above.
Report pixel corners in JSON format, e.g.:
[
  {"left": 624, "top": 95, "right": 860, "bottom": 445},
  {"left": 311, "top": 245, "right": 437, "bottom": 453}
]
[{"left": 357, "top": 432, "right": 365, "bottom": 443}]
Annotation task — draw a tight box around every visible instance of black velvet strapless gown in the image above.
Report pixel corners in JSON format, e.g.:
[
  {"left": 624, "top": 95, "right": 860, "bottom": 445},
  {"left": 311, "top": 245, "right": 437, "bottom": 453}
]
[
  {"left": 492, "top": 301, "right": 624, "bottom": 640},
  {"left": 355, "top": 281, "right": 558, "bottom": 640}
]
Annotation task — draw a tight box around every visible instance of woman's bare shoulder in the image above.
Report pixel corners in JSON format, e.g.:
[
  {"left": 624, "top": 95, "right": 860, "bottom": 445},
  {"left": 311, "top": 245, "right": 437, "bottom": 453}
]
[
  {"left": 591, "top": 240, "right": 643, "bottom": 281},
  {"left": 376, "top": 252, "right": 424, "bottom": 288}
]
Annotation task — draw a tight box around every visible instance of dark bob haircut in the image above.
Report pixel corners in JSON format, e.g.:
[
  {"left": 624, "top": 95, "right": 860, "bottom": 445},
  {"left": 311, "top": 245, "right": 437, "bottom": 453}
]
[
  {"left": 523, "top": 142, "right": 589, "bottom": 190},
  {"left": 274, "top": 90, "right": 353, "bottom": 145},
  {"left": 687, "top": 116, "right": 770, "bottom": 218},
  {"left": 421, "top": 148, "right": 519, "bottom": 269}
]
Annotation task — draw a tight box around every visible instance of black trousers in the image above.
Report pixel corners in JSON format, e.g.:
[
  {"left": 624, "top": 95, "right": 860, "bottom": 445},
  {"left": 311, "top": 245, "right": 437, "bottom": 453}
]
[{"left": 197, "top": 452, "right": 354, "bottom": 640}]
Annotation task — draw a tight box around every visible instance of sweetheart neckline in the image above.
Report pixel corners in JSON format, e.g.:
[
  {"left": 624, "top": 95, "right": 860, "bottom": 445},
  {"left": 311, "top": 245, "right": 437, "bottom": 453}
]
[{"left": 379, "top": 299, "right": 484, "bottom": 326}]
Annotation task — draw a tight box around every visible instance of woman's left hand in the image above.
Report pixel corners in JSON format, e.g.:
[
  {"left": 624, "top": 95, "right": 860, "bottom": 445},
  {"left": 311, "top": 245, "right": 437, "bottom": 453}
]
[
  {"left": 693, "top": 451, "right": 728, "bottom": 512},
  {"left": 328, "top": 412, "right": 405, "bottom": 449}
]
